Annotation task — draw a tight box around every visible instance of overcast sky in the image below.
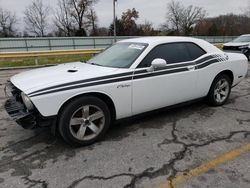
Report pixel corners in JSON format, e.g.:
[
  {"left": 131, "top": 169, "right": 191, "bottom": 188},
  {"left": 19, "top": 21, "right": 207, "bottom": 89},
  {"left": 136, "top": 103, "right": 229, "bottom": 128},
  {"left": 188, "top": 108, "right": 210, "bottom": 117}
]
[{"left": 0, "top": 0, "right": 249, "bottom": 29}]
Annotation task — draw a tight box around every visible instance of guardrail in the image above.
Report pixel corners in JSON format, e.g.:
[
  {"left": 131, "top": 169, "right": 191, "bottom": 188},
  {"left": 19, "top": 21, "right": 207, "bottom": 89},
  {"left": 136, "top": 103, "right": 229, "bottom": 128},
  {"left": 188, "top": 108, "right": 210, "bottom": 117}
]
[
  {"left": 0, "top": 49, "right": 102, "bottom": 59},
  {"left": 0, "top": 36, "right": 132, "bottom": 52},
  {"left": 0, "top": 44, "right": 223, "bottom": 60},
  {"left": 0, "top": 36, "right": 235, "bottom": 53}
]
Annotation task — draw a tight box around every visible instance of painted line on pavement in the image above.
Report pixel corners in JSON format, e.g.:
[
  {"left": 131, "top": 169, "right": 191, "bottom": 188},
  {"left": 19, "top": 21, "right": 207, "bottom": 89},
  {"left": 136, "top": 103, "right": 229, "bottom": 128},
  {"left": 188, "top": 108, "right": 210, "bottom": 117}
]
[{"left": 158, "top": 143, "right": 250, "bottom": 188}]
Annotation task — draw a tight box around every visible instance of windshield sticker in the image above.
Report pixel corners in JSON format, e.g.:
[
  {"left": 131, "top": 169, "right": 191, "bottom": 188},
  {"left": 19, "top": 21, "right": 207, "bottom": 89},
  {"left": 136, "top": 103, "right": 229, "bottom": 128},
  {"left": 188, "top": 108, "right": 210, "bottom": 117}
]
[{"left": 128, "top": 44, "right": 145, "bottom": 50}]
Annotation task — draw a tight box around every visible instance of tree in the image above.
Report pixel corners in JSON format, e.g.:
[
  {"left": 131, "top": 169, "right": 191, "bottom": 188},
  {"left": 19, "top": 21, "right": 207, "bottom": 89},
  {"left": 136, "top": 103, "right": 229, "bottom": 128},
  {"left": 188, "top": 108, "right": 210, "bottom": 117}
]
[
  {"left": 54, "top": 0, "right": 74, "bottom": 36},
  {"left": 181, "top": 5, "right": 206, "bottom": 35},
  {"left": 54, "top": 0, "right": 98, "bottom": 36},
  {"left": 164, "top": 0, "right": 206, "bottom": 35},
  {"left": 109, "top": 8, "right": 139, "bottom": 36},
  {"left": 24, "top": 0, "right": 51, "bottom": 37},
  {"left": 109, "top": 18, "right": 125, "bottom": 36},
  {"left": 194, "top": 14, "right": 250, "bottom": 36},
  {"left": 121, "top": 8, "right": 139, "bottom": 36},
  {"left": 165, "top": 0, "right": 183, "bottom": 35},
  {"left": 68, "top": 0, "right": 98, "bottom": 36},
  {"left": 0, "top": 8, "right": 18, "bottom": 37},
  {"left": 95, "top": 27, "right": 109, "bottom": 36},
  {"left": 86, "top": 8, "right": 98, "bottom": 36},
  {"left": 137, "top": 21, "right": 158, "bottom": 36}
]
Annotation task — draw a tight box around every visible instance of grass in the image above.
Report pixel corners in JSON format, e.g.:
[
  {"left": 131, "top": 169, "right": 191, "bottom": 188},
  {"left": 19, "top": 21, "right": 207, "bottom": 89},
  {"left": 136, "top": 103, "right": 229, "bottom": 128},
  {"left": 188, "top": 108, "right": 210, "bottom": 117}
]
[{"left": 0, "top": 54, "right": 92, "bottom": 68}]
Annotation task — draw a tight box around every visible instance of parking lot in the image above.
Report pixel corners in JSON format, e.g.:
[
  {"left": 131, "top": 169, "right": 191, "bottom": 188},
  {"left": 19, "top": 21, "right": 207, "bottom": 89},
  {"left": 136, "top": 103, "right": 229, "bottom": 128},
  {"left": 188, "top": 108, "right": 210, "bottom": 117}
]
[{"left": 0, "top": 66, "right": 249, "bottom": 188}]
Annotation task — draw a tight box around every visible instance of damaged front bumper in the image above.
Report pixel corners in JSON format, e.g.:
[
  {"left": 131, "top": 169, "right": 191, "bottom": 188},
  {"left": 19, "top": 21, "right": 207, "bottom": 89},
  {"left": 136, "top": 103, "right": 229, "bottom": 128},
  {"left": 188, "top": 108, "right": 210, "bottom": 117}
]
[
  {"left": 4, "top": 81, "right": 56, "bottom": 129},
  {"left": 5, "top": 97, "right": 37, "bottom": 129}
]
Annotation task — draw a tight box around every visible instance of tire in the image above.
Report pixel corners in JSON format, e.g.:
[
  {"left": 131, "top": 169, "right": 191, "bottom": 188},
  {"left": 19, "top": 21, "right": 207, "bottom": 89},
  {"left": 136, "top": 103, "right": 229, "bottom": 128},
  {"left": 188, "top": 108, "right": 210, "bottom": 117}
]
[
  {"left": 58, "top": 96, "right": 111, "bottom": 146},
  {"left": 207, "top": 74, "right": 232, "bottom": 106}
]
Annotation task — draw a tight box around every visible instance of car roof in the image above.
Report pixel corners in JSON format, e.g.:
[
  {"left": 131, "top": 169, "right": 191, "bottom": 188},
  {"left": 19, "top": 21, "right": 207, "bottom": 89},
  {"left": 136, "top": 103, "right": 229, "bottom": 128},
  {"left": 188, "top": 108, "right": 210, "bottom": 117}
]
[
  {"left": 119, "top": 36, "right": 203, "bottom": 45},
  {"left": 118, "top": 36, "right": 222, "bottom": 53}
]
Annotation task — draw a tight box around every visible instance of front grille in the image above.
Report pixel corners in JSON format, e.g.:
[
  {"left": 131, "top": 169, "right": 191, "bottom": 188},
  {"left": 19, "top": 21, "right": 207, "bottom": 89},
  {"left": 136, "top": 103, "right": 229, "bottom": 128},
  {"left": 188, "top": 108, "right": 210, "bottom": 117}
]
[{"left": 5, "top": 98, "right": 28, "bottom": 120}]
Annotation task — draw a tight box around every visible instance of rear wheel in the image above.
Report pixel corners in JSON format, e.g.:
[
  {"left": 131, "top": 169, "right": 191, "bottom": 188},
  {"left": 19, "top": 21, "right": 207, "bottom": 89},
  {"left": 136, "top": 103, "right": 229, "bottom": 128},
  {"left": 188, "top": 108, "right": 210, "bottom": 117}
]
[
  {"left": 207, "top": 74, "right": 232, "bottom": 106},
  {"left": 58, "top": 96, "right": 111, "bottom": 146}
]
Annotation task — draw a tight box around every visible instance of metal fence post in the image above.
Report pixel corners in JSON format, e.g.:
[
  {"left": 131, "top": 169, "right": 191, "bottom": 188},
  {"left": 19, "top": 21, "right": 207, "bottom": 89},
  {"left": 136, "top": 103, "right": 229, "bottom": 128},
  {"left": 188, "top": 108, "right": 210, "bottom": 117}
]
[
  {"left": 25, "top": 39, "right": 29, "bottom": 51},
  {"left": 93, "top": 38, "right": 96, "bottom": 49},
  {"left": 73, "top": 38, "right": 76, "bottom": 49},
  {"left": 48, "top": 38, "right": 52, "bottom": 51}
]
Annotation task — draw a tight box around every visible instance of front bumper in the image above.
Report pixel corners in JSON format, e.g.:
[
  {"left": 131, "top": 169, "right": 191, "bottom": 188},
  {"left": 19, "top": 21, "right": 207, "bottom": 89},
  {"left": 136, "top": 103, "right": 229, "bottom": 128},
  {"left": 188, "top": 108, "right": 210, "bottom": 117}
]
[
  {"left": 5, "top": 98, "right": 37, "bottom": 129},
  {"left": 4, "top": 81, "right": 55, "bottom": 129}
]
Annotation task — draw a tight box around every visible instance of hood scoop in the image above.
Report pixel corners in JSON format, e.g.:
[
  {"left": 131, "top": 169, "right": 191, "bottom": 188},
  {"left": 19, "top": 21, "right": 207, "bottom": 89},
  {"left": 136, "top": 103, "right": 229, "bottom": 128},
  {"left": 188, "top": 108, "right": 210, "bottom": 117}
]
[{"left": 67, "top": 69, "right": 78, "bottom": 73}]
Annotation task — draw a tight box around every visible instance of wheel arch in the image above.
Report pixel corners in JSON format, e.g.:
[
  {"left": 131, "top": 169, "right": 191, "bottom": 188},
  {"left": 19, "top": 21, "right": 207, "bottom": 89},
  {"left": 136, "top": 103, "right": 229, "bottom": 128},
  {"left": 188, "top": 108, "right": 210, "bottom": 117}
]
[
  {"left": 57, "top": 91, "right": 117, "bottom": 122},
  {"left": 207, "top": 69, "right": 234, "bottom": 96},
  {"left": 215, "top": 70, "right": 234, "bottom": 84}
]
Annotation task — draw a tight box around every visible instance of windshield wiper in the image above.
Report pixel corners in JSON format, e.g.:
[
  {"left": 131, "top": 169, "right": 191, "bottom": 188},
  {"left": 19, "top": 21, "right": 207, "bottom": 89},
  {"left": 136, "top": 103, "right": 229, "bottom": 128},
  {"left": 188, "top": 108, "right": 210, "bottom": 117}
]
[{"left": 89, "top": 62, "right": 105, "bottom": 67}]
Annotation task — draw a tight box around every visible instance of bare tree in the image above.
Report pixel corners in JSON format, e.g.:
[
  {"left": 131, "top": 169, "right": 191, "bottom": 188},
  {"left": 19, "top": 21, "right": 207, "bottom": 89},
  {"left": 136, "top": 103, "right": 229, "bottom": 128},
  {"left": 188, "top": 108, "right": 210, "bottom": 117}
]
[
  {"left": 24, "top": 0, "right": 50, "bottom": 37},
  {"left": 86, "top": 8, "right": 98, "bottom": 36},
  {"left": 68, "top": 0, "right": 98, "bottom": 36},
  {"left": 166, "top": 0, "right": 183, "bottom": 35},
  {"left": 0, "top": 8, "right": 18, "bottom": 37},
  {"left": 137, "top": 20, "right": 157, "bottom": 36},
  {"left": 181, "top": 5, "right": 206, "bottom": 35},
  {"left": 54, "top": 0, "right": 98, "bottom": 36},
  {"left": 54, "top": 0, "right": 74, "bottom": 36},
  {"left": 194, "top": 14, "right": 250, "bottom": 36},
  {"left": 164, "top": 0, "right": 206, "bottom": 35}
]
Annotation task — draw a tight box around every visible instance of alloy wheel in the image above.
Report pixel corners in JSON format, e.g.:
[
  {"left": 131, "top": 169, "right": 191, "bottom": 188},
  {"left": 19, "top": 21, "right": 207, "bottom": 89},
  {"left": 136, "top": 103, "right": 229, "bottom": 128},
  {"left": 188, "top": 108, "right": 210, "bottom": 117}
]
[
  {"left": 69, "top": 105, "right": 105, "bottom": 141},
  {"left": 214, "top": 78, "right": 230, "bottom": 103}
]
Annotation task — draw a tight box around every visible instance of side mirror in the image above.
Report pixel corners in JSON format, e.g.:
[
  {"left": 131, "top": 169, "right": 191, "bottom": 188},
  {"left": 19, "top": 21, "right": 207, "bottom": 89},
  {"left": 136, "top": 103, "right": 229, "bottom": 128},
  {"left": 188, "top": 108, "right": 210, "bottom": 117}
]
[{"left": 147, "top": 58, "right": 167, "bottom": 72}]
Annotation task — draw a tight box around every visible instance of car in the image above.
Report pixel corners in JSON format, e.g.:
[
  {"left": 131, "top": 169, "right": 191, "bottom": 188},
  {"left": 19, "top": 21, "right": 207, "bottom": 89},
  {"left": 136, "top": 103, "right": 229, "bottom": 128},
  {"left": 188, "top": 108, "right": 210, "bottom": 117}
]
[
  {"left": 4, "top": 37, "right": 248, "bottom": 146},
  {"left": 223, "top": 34, "right": 250, "bottom": 60}
]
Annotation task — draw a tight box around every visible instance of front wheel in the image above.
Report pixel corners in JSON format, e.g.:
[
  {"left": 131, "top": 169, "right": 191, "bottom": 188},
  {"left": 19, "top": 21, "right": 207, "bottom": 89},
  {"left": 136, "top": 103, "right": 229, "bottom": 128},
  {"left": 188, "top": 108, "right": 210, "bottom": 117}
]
[
  {"left": 207, "top": 74, "right": 232, "bottom": 106},
  {"left": 58, "top": 96, "right": 111, "bottom": 146}
]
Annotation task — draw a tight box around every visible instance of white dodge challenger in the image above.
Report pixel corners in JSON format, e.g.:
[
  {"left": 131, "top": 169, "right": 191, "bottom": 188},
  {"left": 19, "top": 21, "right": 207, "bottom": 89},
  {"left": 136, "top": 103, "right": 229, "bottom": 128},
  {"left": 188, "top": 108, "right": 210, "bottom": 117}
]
[{"left": 4, "top": 37, "right": 248, "bottom": 146}]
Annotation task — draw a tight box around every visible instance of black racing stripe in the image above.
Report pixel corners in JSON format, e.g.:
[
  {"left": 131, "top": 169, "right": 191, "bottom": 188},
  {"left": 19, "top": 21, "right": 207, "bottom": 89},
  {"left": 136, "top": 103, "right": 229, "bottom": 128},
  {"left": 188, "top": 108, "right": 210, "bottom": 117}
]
[
  {"left": 134, "top": 69, "right": 148, "bottom": 74},
  {"left": 29, "top": 55, "right": 220, "bottom": 97},
  {"left": 135, "top": 55, "right": 214, "bottom": 73},
  {"left": 30, "top": 76, "right": 133, "bottom": 97},
  {"left": 135, "top": 62, "right": 195, "bottom": 74},
  {"left": 133, "top": 68, "right": 188, "bottom": 80},
  {"left": 195, "top": 55, "right": 215, "bottom": 64},
  {"left": 196, "top": 59, "right": 219, "bottom": 69},
  {"left": 155, "top": 63, "right": 195, "bottom": 71},
  {"left": 28, "top": 71, "right": 133, "bottom": 95}
]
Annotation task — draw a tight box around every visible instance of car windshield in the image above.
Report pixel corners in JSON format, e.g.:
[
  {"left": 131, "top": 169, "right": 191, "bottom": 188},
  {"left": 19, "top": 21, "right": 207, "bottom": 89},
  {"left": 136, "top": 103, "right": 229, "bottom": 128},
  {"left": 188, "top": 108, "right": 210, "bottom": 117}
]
[
  {"left": 233, "top": 35, "right": 250, "bottom": 43},
  {"left": 88, "top": 42, "right": 147, "bottom": 68}
]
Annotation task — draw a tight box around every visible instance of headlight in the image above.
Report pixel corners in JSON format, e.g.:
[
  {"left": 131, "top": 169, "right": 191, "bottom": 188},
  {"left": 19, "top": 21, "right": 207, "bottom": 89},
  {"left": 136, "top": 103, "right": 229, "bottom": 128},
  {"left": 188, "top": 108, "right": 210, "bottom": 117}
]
[{"left": 21, "top": 92, "right": 34, "bottom": 110}]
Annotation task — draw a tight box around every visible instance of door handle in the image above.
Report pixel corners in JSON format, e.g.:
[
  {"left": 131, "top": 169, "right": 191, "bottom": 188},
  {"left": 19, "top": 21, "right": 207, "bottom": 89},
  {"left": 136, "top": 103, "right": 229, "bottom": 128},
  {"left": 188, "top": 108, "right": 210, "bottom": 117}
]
[{"left": 187, "top": 65, "right": 195, "bottom": 71}]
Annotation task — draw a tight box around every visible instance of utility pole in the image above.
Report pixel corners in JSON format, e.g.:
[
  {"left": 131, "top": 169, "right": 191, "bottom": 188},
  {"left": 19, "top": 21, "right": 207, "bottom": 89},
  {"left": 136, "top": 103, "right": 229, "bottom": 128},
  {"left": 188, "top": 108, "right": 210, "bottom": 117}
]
[{"left": 113, "top": 0, "right": 117, "bottom": 43}]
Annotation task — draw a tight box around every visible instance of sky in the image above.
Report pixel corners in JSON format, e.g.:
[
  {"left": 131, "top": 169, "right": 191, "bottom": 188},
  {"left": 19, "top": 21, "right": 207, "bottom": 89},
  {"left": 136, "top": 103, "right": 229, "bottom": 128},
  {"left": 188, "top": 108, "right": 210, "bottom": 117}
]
[{"left": 0, "top": 0, "right": 249, "bottom": 29}]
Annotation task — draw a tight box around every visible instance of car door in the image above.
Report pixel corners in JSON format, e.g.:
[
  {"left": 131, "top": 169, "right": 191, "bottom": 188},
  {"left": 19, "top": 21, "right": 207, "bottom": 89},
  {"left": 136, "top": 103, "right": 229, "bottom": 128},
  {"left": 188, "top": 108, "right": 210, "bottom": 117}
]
[{"left": 132, "top": 42, "right": 206, "bottom": 115}]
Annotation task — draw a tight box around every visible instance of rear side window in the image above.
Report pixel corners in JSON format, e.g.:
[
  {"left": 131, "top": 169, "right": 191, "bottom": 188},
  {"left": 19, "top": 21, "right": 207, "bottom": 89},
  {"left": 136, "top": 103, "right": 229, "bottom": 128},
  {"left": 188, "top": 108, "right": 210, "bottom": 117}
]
[
  {"left": 185, "top": 43, "right": 206, "bottom": 60},
  {"left": 138, "top": 42, "right": 206, "bottom": 68}
]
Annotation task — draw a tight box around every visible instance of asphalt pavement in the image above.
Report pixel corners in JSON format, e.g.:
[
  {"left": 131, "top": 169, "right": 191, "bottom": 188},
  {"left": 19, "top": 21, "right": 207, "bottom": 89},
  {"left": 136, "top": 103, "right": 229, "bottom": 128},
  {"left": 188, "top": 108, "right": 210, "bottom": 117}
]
[{"left": 0, "top": 66, "right": 249, "bottom": 188}]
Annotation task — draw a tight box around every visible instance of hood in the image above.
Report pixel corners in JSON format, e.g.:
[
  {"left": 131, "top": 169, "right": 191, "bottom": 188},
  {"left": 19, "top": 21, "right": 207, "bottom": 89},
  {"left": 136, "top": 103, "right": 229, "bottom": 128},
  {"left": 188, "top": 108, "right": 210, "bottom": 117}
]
[
  {"left": 10, "top": 62, "right": 122, "bottom": 94},
  {"left": 223, "top": 42, "right": 250, "bottom": 47}
]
